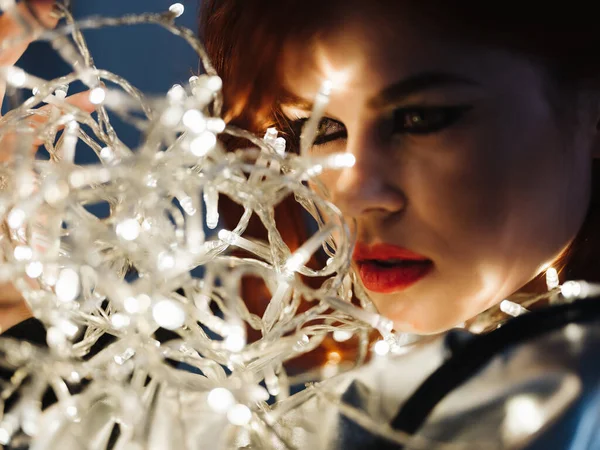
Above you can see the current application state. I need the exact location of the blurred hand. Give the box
[0,0,94,332]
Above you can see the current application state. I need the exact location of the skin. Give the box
[280,7,600,333]
[0,0,94,333]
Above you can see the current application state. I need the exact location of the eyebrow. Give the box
[369,72,480,110]
[281,72,479,114]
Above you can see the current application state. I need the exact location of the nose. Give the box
[331,140,406,219]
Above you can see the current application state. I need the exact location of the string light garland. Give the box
[0,2,597,449]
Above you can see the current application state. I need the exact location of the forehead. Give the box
[279,7,510,104]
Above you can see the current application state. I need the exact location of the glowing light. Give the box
[157,252,175,271]
[13,246,33,261]
[54,84,69,100]
[89,87,106,105]
[46,327,67,348]
[167,84,186,102]
[333,330,353,342]
[206,76,222,92]
[207,388,236,414]
[57,319,79,339]
[168,3,184,17]
[161,106,184,127]
[564,323,585,342]
[190,132,217,157]
[69,371,81,383]
[6,67,26,87]
[182,109,206,133]
[274,137,286,156]
[100,146,114,161]
[25,261,43,278]
[264,128,278,143]
[111,313,131,329]
[327,351,341,364]
[500,300,529,318]
[373,340,390,356]
[207,118,225,133]
[284,252,307,273]
[224,326,246,352]
[322,361,339,378]
[561,281,582,299]
[0,426,10,445]
[7,209,26,229]
[545,267,559,290]
[204,188,219,229]
[55,268,80,303]
[116,219,141,241]
[503,395,544,440]
[152,299,186,330]
[320,79,333,96]
[327,153,355,169]
[124,294,151,314]
[64,405,79,419]
[44,180,70,204]
[227,404,252,426]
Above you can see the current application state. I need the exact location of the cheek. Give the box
[405,101,588,270]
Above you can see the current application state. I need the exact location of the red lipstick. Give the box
[353,242,433,293]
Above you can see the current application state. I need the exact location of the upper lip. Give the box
[352,242,430,262]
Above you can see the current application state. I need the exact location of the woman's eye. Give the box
[290,117,347,147]
[393,105,472,135]
[314,117,347,145]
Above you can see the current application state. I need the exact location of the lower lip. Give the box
[356,261,433,293]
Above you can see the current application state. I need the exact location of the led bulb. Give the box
[227,404,252,426]
[161,106,184,127]
[274,137,286,156]
[116,218,141,241]
[152,299,186,330]
[263,128,278,142]
[54,84,69,99]
[7,209,26,229]
[561,280,582,299]
[182,109,206,133]
[25,261,43,278]
[169,3,184,17]
[206,76,223,92]
[190,132,217,157]
[14,246,33,261]
[89,87,106,105]
[500,300,529,318]
[6,67,26,87]
[157,252,175,271]
[55,268,80,303]
[373,340,390,356]
[167,84,186,102]
[100,146,114,161]
[207,388,236,414]
[328,153,356,169]
[207,118,225,133]
[545,267,559,290]
[333,330,353,342]
[111,313,131,329]
[503,395,544,440]
[224,326,246,352]
[64,404,79,419]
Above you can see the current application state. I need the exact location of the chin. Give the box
[372,292,470,336]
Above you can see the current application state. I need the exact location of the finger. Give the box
[0,90,96,161]
[0,0,58,66]
[0,0,58,107]
[30,90,97,125]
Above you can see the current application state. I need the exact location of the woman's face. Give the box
[280,7,598,333]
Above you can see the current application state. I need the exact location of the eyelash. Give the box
[290,105,473,147]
